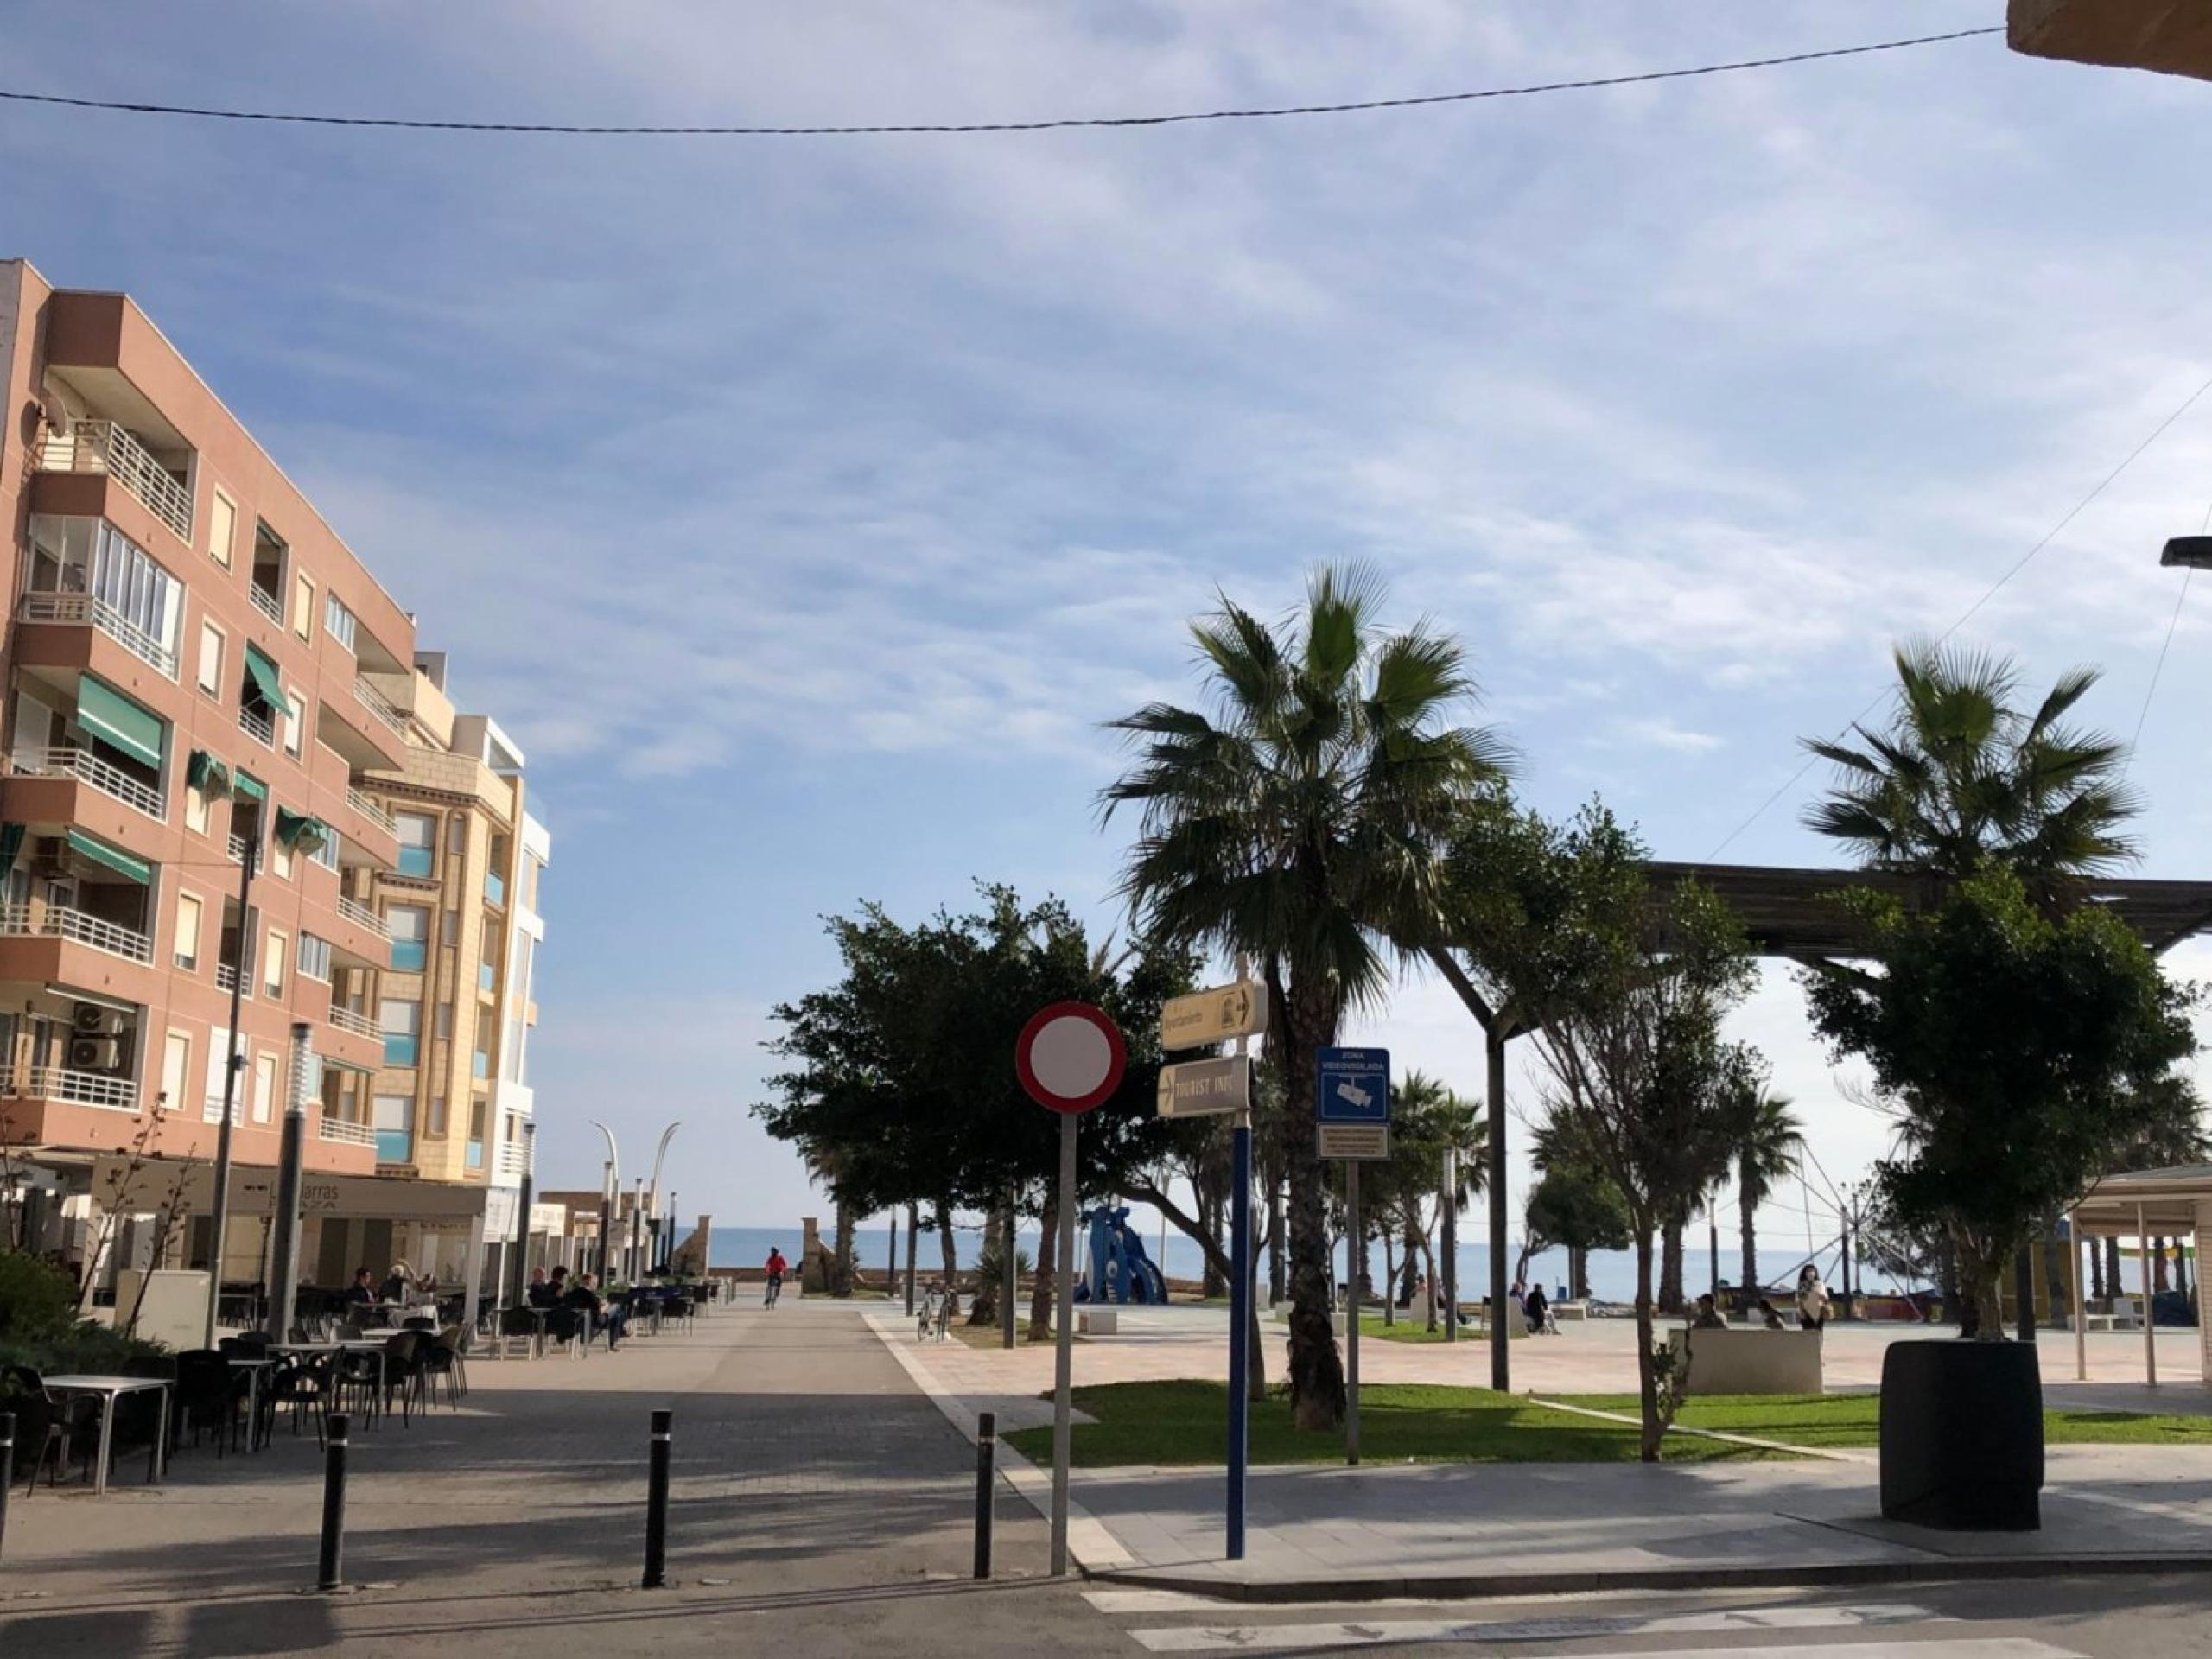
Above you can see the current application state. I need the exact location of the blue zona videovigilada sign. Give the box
[1315,1047,1390,1124]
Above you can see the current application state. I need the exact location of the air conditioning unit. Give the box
[69,1037,123,1071]
[73,1003,125,1036]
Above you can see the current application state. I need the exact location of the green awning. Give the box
[76,674,165,770]
[232,770,267,804]
[187,750,234,799]
[275,808,330,855]
[67,828,150,886]
[242,643,285,711]
[0,823,24,884]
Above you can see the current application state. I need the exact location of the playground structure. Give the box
[1076,1205,1168,1305]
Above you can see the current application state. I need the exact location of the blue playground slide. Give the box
[1076,1205,1167,1304]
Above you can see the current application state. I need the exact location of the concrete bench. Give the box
[2076,1312,2142,1332]
[1076,1308,1119,1335]
[1668,1325,1823,1395]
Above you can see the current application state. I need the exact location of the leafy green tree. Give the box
[1804,868,2199,1339]
[1523,1145,1632,1301]
[1363,1070,1483,1330]
[756,886,1192,1336]
[1802,640,2138,896]
[1105,565,1508,1430]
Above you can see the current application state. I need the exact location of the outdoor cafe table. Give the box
[41,1374,169,1495]
[231,1356,276,1451]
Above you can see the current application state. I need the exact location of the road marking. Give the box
[1128,1606,2031,1655]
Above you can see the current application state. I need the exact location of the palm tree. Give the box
[1732,1086,1802,1298]
[1386,1070,1485,1330]
[1105,565,1509,1428]
[1802,639,2138,894]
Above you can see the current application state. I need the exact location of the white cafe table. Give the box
[41,1374,169,1495]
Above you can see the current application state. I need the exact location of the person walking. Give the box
[764,1246,788,1306]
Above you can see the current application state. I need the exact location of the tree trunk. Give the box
[1200,1187,1227,1300]
[934,1199,959,1287]
[1382,1233,1395,1327]
[2089,1230,2106,1301]
[1738,1154,1760,1299]
[1267,1179,1286,1306]
[1634,1230,1662,1462]
[2106,1237,2123,1312]
[2155,1237,2171,1294]
[830,1198,857,1296]
[1276,966,1347,1432]
[1953,1227,2007,1341]
[1658,1213,1685,1315]
[1028,1195,1057,1339]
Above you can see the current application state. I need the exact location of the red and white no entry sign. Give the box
[1015,1001,1126,1115]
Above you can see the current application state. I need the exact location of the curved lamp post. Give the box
[648,1122,682,1276]
[589,1120,619,1276]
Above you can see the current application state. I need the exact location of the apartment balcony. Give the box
[238,702,275,748]
[2011,0,2212,80]
[18,593,178,678]
[318,1115,378,1149]
[215,962,244,995]
[353,676,407,739]
[327,1002,381,1041]
[38,420,193,543]
[9,746,165,822]
[0,902,153,965]
[10,1065,139,1112]
[334,894,390,942]
[346,786,396,835]
[249,582,284,627]
[316,686,409,772]
[497,1141,530,1180]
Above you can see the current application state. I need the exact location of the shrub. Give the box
[0,1249,79,1343]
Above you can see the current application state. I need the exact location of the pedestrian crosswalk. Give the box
[1079,1592,2093,1657]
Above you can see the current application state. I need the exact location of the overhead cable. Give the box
[0,28,2003,139]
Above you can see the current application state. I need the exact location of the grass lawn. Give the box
[1003,1379,1790,1468]
[1556,1393,2212,1449]
[1357,1313,1526,1344]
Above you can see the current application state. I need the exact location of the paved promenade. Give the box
[0,1300,1052,1654]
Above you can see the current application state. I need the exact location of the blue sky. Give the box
[8,4,2212,1250]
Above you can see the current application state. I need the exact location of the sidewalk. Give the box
[856,1304,2212,1601]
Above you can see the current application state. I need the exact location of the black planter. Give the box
[1879,1338,2044,1530]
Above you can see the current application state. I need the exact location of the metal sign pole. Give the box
[1227,1109,1250,1560]
[1049,1109,1079,1575]
[1345,1159,1361,1465]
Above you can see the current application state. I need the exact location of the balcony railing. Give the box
[203,1095,242,1127]
[497,1141,530,1179]
[215,962,245,994]
[9,746,166,820]
[238,703,274,747]
[249,582,284,626]
[318,1116,378,1147]
[0,903,154,964]
[346,785,396,834]
[39,420,194,543]
[19,592,179,677]
[352,676,407,738]
[336,894,390,939]
[14,1065,139,1111]
[327,1004,380,1040]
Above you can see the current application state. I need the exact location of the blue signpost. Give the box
[1316,1048,1389,1463]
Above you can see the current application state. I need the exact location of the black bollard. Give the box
[0,1411,14,1563]
[643,1408,672,1588]
[317,1414,350,1592]
[973,1411,995,1580]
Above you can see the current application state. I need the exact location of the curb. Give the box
[1088,1550,2212,1605]
[860,1309,1134,1570]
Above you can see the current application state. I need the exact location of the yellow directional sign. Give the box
[1160,981,1267,1051]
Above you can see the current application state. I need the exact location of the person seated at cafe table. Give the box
[564,1271,629,1351]
[525,1267,556,1309]
[345,1267,377,1308]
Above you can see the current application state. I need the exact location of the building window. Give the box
[442,908,459,947]
[434,1001,453,1041]
[448,815,467,854]
[252,1050,278,1123]
[264,929,287,997]
[428,1094,448,1135]
[309,827,340,872]
[395,812,435,878]
[270,830,295,882]
[380,1000,420,1065]
[373,1092,411,1163]
[198,620,224,696]
[293,572,315,641]
[298,933,331,982]
[324,594,357,652]
[161,1030,191,1113]
[209,488,237,569]
[186,783,209,835]
[283,690,305,758]
[174,890,203,971]
[387,904,429,972]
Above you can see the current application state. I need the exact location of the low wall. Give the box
[1667,1325,1823,1395]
